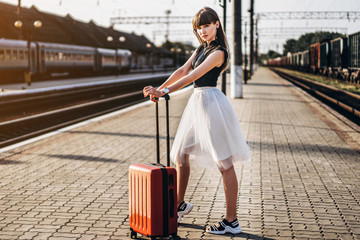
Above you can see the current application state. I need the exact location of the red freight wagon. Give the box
[310,42,320,73]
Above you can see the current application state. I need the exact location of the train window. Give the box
[24,50,28,60]
[0,49,4,61]
[19,50,24,60]
[6,49,11,61]
[12,50,18,61]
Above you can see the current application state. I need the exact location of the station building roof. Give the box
[0,2,171,55]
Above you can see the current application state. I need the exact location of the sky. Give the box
[1,0,360,54]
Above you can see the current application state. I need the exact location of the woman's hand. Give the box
[143,85,165,102]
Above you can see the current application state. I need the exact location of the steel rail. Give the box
[0,90,144,148]
[270,68,360,125]
[0,74,170,148]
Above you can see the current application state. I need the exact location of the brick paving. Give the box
[0,67,359,239]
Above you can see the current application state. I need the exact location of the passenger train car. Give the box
[266,30,360,83]
[0,38,132,83]
[0,39,36,81]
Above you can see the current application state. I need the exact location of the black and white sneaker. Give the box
[177,201,194,222]
[206,218,242,235]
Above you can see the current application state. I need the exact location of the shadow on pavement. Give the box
[43,154,121,163]
[179,222,205,230]
[68,130,175,140]
[0,159,24,165]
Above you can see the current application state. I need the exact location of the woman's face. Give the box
[197,21,219,43]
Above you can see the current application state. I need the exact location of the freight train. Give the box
[266,31,360,83]
[0,38,168,84]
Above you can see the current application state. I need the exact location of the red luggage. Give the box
[129,95,178,239]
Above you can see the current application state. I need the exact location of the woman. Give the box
[143,7,251,235]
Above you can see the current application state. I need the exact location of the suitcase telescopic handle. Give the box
[155,94,170,167]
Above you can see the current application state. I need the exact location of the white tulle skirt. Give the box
[170,87,251,171]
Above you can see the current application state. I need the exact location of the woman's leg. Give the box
[206,165,241,234]
[220,165,238,222]
[177,153,190,207]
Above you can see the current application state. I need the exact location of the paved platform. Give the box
[0,67,359,240]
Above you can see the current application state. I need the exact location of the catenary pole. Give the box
[249,0,254,75]
[231,0,243,98]
[255,16,259,70]
[17,0,21,15]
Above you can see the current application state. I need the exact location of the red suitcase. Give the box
[129,95,178,239]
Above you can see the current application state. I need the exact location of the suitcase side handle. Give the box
[155,94,170,167]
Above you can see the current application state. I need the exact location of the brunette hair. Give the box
[192,7,229,70]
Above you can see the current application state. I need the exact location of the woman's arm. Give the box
[144,50,224,98]
[157,50,197,90]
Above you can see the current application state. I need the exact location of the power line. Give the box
[258,27,348,34]
[153,27,348,37]
[110,11,360,25]
[110,15,247,25]
[257,11,360,20]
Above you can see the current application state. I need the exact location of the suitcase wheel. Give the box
[130,230,137,239]
[169,234,179,240]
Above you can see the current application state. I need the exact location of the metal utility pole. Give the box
[165,10,171,42]
[244,22,247,84]
[17,0,21,15]
[230,0,243,98]
[255,15,259,70]
[249,0,254,75]
[219,0,228,95]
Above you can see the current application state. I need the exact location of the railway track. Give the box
[0,74,169,148]
[270,67,360,125]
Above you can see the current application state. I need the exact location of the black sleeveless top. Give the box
[191,40,228,88]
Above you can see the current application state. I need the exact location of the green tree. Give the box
[283,39,296,56]
[282,31,344,55]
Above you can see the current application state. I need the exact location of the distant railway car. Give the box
[288,52,294,66]
[266,29,360,83]
[95,48,117,73]
[301,50,310,72]
[270,57,281,66]
[0,39,37,82]
[286,54,291,66]
[280,56,288,66]
[116,49,132,72]
[0,39,137,83]
[290,53,295,68]
[348,31,360,82]
[310,42,320,73]
[330,37,348,69]
[291,53,299,69]
[330,37,348,79]
[320,41,331,75]
[37,42,96,77]
[292,52,301,69]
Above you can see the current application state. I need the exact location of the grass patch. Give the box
[274,68,360,95]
